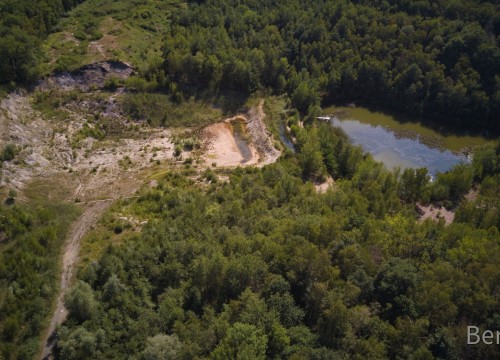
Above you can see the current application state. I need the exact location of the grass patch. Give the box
[77,200,144,267]
[122,93,223,128]
[32,89,82,121]
[44,0,180,73]
[71,122,105,148]
[23,175,77,204]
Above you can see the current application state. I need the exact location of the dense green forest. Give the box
[0,0,84,84]
[1,1,499,359]
[0,202,78,359]
[162,0,500,132]
[2,0,499,132]
[50,125,500,360]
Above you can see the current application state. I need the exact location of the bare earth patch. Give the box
[416,203,455,226]
[315,176,335,194]
[203,122,259,167]
[202,100,280,167]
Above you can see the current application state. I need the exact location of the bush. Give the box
[1,144,18,162]
[64,281,98,323]
[104,76,120,91]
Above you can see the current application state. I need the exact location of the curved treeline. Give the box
[54,134,500,359]
[162,0,500,132]
[0,0,85,84]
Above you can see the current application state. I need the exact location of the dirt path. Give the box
[40,200,112,360]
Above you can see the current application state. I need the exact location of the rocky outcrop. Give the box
[37,61,134,91]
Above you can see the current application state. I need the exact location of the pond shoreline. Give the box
[322,106,488,154]
[321,101,497,140]
[322,106,485,176]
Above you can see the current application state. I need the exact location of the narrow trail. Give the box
[40,200,113,360]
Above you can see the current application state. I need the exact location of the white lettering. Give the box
[483,330,493,345]
[468,326,481,345]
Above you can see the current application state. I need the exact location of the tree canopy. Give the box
[162,0,500,133]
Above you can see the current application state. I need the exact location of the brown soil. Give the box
[203,122,260,167]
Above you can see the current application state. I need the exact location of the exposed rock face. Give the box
[37,61,134,91]
[245,101,281,165]
[0,61,175,201]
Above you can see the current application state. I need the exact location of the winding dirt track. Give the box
[40,200,112,360]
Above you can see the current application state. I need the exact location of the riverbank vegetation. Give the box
[53,126,500,359]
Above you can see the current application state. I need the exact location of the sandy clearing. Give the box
[202,122,259,167]
[416,203,455,226]
[315,176,335,193]
[202,100,280,168]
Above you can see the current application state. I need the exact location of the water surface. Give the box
[279,123,296,152]
[322,106,488,176]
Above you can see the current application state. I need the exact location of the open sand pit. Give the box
[203,122,259,167]
[202,100,280,167]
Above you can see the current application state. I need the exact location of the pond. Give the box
[321,106,489,177]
